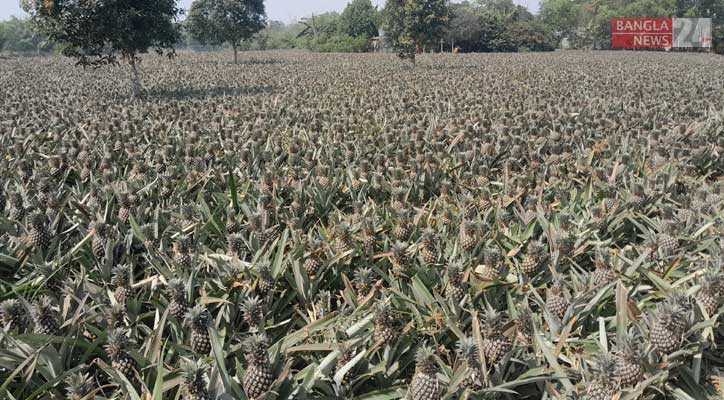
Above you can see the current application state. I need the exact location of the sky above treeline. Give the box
[1,0,540,23]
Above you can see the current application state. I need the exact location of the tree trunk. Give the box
[233,44,238,64]
[128,55,142,99]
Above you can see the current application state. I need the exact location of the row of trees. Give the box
[539,0,724,52]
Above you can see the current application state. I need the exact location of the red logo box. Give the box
[612,18,673,48]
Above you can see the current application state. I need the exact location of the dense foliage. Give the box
[383,0,449,61]
[1,50,724,399]
[186,0,266,63]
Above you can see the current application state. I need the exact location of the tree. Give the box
[340,0,379,39]
[383,0,448,63]
[186,0,266,64]
[22,0,181,98]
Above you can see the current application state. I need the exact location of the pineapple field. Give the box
[1,50,724,400]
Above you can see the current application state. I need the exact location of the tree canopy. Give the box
[383,0,449,63]
[22,0,181,97]
[340,0,380,39]
[186,0,266,64]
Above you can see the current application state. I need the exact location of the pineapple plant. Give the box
[105,328,137,378]
[445,262,467,304]
[374,302,397,344]
[393,209,412,241]
[333,222,353,254]
[479,247,504,281]
[389,241,411,272]
[27,212,50,249]
[648,297,688,354]
[590,248,616,288]
[111,264,133,307]
[0,299,27,332]
[457,337,482,390]
[459,220,478,252]
[418,228,439,264]
[584,353,618,400]
[481,309,511,365]
[613,336,644,388]
[545,281,569,321]
[240,295,265,330]
[173,237,193,270]
[182,359,210,400]
[90,221,109,259]
[8,192,25,221]
[65,373,93,400]
[242,334,273,400]
[409,346,441,400]
[256,262,275,295]
[185,305,212,354]
[696,268,723,316]
[353,266,376,298]
[167,278,189,321]
[303,239,325,276]
[31,296,59,335]
[521,240,546,277]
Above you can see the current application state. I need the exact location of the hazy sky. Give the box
[0,0,540,23]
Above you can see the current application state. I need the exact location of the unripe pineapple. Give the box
[31,296,59,335]
[28,212,50,249]
[242,334,273,400]
[335,344,355,381]
[410,346,441,400]
[8,192,25,221]
[389,241,410,272]
[65,372,93,400]
[182,359,210,400]
[117,193,132,224]
[90,221,109,259]
[481,309,511,365]
[167,278,189,321]
[459,220,478,252]
[445,262,466,304]
[614,337,644,388]
[584,354,617,400]
[227,233,244,256]
[374,302,397,344]
[303,239,325,276]
[393,209,412,241]
[457,337,482,390]
[353,267,376,298]
[105,328,137,378]
[106,303,127,329]
[697,269,723,316]
[657,222,678,258]
[255,263,275,295]
[591,248,616,288]
[648,299,687,354]
[0,299,27,332]
[225,213,241,234]
[333,222,353,254]
[521,240,546,277]
[359,220,377,250]
[418,228,439,264]
[545,282,569,321]
[479,247,504,281]
[240,296,265,330]
[185,305,212,355]
[141,223,159,251]
[173,237,193,270]
[111,264,133,307]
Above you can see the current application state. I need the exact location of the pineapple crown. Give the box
[240,295,264,315]
[111,264,131,286]
[483,246,502,265]
[374,301,394,324]
[256,262,272,279]
[527,240,545,256]
[390,241,409,256]
[243,333,270,364]
[31,296,55,320]
[167,278,186,298]
[415,345,438,375]
[593,247,610,268]
[420,228,437,244]
[90,221,108,237]
[590,352,617,382]
[0,299,24,319]
[185,305,210,329]
[29,212,46,228]
[447,261,464,279]
[613,332,642,362]
[456,337,479,362]
[353,267,374,283]
[700,267,724,293]
[481,307,507,335]
[65,372,93,400]
[181,358,208,389]
[653,296,688,329]
[334,222,351,238]
[105,328,130,355]
[460,219,478,234]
